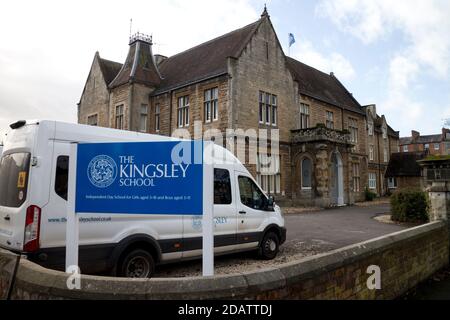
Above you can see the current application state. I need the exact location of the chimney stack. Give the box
[411,130,420,141]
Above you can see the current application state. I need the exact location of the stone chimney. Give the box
[109,32,161,89]
[442,128,450,141]
[412,130,420,142]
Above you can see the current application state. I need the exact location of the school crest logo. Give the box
[87,155,117,188]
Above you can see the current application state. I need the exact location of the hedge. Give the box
[390,189,429,223]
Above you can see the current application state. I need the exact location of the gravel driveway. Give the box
[154,203,407,277]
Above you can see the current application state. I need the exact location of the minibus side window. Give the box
[55,156,69,201]
[238,176,266,210]
[214,169,232,205]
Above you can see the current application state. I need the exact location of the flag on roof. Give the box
[289,33,296,47]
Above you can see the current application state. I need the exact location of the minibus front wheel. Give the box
[258,231,280,260]
[118,249,155,278]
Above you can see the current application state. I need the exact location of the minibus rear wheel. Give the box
[258,231,280,260]
[119,249,155,278]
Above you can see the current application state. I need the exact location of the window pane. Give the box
[238,176,265,210]
[213,100,218,120]
[185,106,189,125]
[55,156,69,201]
[272,106,277,125]
[302,158,312,188]
[214,169,232,205]
[259,103,264,123]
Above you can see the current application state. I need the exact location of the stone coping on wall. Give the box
[0,220,447,300]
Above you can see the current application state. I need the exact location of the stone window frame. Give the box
[368,172,377,190]
[384,146,389,163]
[403,145,408,152]
[352,162,361,192]
[300,103,310,129]
[368,121,374,136]
[177,95,190,128]
[388,177,397,189]
[115,105,124,130]
[139,104,148,133]
[204,87,219,123]
[326,111,334,129]
[87,113,98,126]
[434,143,440,151]
[154,103,160,132]
[369,145,374,161]
[300,156,313,190]
[258,91,278,127]
[256,153,281,195]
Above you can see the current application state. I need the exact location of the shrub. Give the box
[390,189,429,223]
[364,187,377,202]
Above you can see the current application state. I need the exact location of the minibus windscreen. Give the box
[0,152,31,207]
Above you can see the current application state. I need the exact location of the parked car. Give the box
[0,120,286,278]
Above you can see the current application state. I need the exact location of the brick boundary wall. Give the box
[0,221,448,300]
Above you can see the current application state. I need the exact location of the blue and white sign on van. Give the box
[75,141,203,215]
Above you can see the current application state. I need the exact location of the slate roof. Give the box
[285,57,364,115]
[109,39,161,89]
[400,134,442,145]
[98,57,122,85]
[385,152,425,178]
[153,19,262,94]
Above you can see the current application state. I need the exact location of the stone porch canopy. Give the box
[291,125,354,147]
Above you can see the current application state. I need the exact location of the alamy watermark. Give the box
[66,265,81,290]
[366,265,381,290]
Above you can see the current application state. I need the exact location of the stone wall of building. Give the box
[78,54,110,127]
[228,17,298,198]
[109,84,131,130]
[229,18,298,144]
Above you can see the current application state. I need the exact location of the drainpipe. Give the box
[128,84,134,131]
[377,132,381,196]
[169,90,173,135]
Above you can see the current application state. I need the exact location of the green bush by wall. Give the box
[391,189,429,223]
[365,187,377,202]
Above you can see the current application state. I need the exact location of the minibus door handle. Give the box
[239,211,247,215]
[4,215,10,221]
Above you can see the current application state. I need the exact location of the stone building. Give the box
[400,129,450,156]
[77,8,399,207]
[385,152,425,192]
[364,105,400,195]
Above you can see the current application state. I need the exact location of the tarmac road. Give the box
[284,203,407,250]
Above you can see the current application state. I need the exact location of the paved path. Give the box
[284,204,407,250]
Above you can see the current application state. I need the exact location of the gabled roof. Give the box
[152,19,262,94]
[98,57,122,85]
[387,125,399,138]
[385,152,425,178]
[286,57,364,115]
